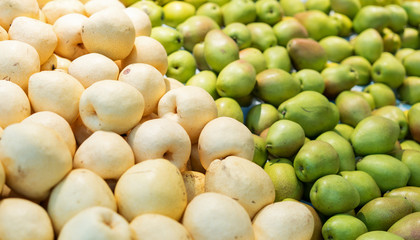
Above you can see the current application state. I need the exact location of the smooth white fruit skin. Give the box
[84,0,125,16]
[182,192,255,240]
[41,0,85,24]
[0,80,31,129]
[0,0,39,31]
[127,118,191,172]
[0,198,54,240]
[58,206,131,240]
[252,201,315,240]
[124,7,152,37]
[79,80,145,135]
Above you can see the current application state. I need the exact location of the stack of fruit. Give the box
[0,0,419,239]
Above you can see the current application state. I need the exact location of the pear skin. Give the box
[334,124,354,141]
[408,103,420,143]
[353,28,384,64]
[339,170,381,207]
[372,106,408,140]
[399,150,420,187]
[221,0,256,25]
[215,59,255,98]
[272,17,308,47]
[341,56,372,86]
[316,131,356,171]
[319,36,354,63]
[203,29,239,73]
[321,65,358,99]
[385,186,420,212]
[263,46,292,72]
[397,76,420,105]
[363,83,396,108]
[287,38,327,72]
[330,0,361,19]
[294,10,339,41]
[403,51,420,77]
[192,42,211,71]
[280,0,305,16]
[352,5,391,33]
[356,231,405,240]
[388,212,420,240]
[371,52,405,89]
[246,22,278,52]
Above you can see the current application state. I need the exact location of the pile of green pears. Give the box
[127,0,420,239]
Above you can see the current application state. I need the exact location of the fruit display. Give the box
[0,0,420,239]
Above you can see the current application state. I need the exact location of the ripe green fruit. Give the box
[339,171,381,207]
[265,119,305,158]
[214,97,244,123]
[322,214,368,240]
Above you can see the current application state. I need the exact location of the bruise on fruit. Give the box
[123,68,130,75]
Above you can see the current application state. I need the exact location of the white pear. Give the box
[121,36,168,75]
[53,13,89,60]
[0,40,40,92]
[119,63,166,116]
[182,170,205,203]
[189,143,206,173]
[0,122,72,201]
[81,8,135,61]
[0,80,31,128]
[41,54,72,72]
[0,158,4,193]
[206,156,275,218]
[48,168,117,233]
[22,111,76,156]
[0,198,54,240]
[84,0,125,16]
[58,206,132,240]
[130,213,192,240]
[37,0,53,8]
[0,0,39,31]
[165,77,185,92]
[41,0,85,24]
[0,26,8,40]
[28,70,85,124]
[70,116,93,146]
[73,131,135,180]
[68,53,120,88]
[79,80,144,134]
[114,159,187,222]
[158,86,218,144]
[127,118,191,171]
[182,192,255,240]
[252,201,314,240]
[124,7,152,37]
[198,117,255,169]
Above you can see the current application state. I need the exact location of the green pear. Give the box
[322,214,368,240]
[246,22,277,52]
[265,119,305,158]
[293,69,325,93]
[255,0,283,26]
[330,0,361,19]
[400,28,419,49]
[287,38,328,72]
[176,15,220,52]
[252,134,268,167]
[319,36,354,63]
[321,64,358,99]
[305,0,331,13]
[186,70,219,99]
[385,4,408,33]
[166,50,197,83]
[279,0,305,16]
[216,59,256,98]
[351,116,400,156]
[184,0,206,9]
[316,131,356,171]
[246,103,280,135]
[196,2,223,26]
[352,5,391,33]
[397,76,420,105]
[341,56,372,86]
[363,83,396,108]
[372,106,408,140]
[192,42,211,71]
[214,97,243,123]
[293,140,340,183]
[207,0,229,6]
[239,47,267,74]
[402,1,420,27]
[354,92,376,111]
[385,186,420,212]
[353,28,384,64]
[222,22,252,50]
[382,28,402,54]
[356,154,411,192]
[162,1,195,28]
[272,17,308,47]
[400,140,420,152]
[310,175,360,216]
[408,103,420,143]
[150,26,183,55]
[294,10,339,41]
[334,124,354,141]
[203,29,239,73]
[263,46,292,72]
[339,171,381,207]
[131,1,164,27]
[399,150,420,187]
[403,51,420,77]
[221,0,256,26]
[330,13,353,38]
[356,197,413,231]
[371,52,405,89]
[388,212,420,240]
[253,68,300,107]
[278,91,339,138]
[264,158,304,201]
[356,231,404,240]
